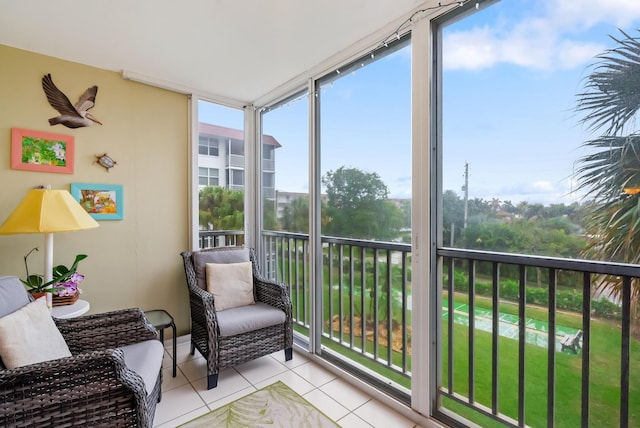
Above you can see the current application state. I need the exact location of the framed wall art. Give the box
[70,182,124,220]
[11,128,74,174]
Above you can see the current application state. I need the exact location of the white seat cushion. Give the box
[216,302,285,337]
[120,339,164,395]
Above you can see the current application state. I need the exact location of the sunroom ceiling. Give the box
[0,0,428,105]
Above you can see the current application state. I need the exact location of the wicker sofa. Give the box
[181,246,293,389]
[0,276,163,427]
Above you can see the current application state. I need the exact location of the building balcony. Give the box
[196,230,640,427]
[227,154,244,168]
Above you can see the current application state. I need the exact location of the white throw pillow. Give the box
[206,261,256,311]
[0,297,71,369]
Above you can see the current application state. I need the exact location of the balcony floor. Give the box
[154,336,423,427]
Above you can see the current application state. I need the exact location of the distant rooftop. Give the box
[199,122,281,147]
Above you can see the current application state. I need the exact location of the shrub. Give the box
[449,268,621,319]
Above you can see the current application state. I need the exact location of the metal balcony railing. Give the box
[198,230,244,249]
[436,248,640,428]
[199,231,638,427]
[226,154,244,168]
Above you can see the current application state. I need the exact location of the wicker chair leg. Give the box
[190,343,196,355]
[285,347,293,361]
[208,373,219,389]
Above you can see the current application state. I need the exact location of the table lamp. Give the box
[0,185,99,307]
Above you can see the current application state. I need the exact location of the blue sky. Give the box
[443,0,640,205]
[200,0,640,205]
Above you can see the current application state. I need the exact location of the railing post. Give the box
[547,268,557,428]
[621,276,631,428]
[581,272,591,428]
[518,264,526,427]
[491,261,499,416]
[468,259,476,404]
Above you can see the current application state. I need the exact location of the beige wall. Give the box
[0,44,191,335]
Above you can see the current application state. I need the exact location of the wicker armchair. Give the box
[181,246,293,389]
[0,276,162,427]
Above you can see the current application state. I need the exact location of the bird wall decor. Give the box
[42,74,102,128]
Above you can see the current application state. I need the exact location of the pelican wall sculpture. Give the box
[42,74,102,128]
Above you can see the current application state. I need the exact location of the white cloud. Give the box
[443,0,639,71]
[468,177,584,205]
[530,181,555,192]
[551,0,640,30]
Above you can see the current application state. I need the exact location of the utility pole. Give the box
[462,162,469,229]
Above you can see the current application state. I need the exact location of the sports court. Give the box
[442,301,581,352]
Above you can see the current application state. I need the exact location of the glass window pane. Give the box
[316,38,412,388]
[262,91,310,235]
[197,101,244,237]
[319,40,411,242]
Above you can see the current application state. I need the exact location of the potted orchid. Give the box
[22,247,87,299]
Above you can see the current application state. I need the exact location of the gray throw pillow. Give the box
[192,247,250,289]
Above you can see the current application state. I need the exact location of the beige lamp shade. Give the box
[0,188,99,234]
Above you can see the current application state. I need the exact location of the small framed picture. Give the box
[70,183,124,220]
[11,128,74,174]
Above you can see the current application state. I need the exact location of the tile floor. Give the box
[154,337,423,427]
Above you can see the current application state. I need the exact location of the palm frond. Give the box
[576,29,640,135]
[574,134,640,200]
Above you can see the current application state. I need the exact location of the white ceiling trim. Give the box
[121,70,248,109]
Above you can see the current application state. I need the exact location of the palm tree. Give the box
[574,29,640,330]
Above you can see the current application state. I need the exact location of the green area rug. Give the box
[179,381,341,427]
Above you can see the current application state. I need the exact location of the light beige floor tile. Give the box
[161,366,190,392]
[337,413,374,428]
[292,361,337,387]
[153,383,206,426]
[153,406,209,428]
[271,348,309,368]
[161,349,174,369]
[174,341,201,365]
[254,369,315,395]
[235,354,289,384]
[353,400,417,428]
[320,378,371,411]
[178,356,208,383]
[192,368,253,405]
[159,336,421,428]
[302,388,350,422]
[206,386,256,410]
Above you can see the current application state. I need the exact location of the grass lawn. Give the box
[442,293,640,427]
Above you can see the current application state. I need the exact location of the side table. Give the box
[144,309,177,377]
[51,299,90,319]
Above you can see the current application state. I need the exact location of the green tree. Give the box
[280,196,309,233]
[263,198,277,230]
[443,190,465,245]
[574,29,640,330]
[322,166,403,240]
[199,186,244,230]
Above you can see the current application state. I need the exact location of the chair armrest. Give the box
[55,308,157,354]
[188,283,221,338]
[0,349,149,426]
[254,276,292,316]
